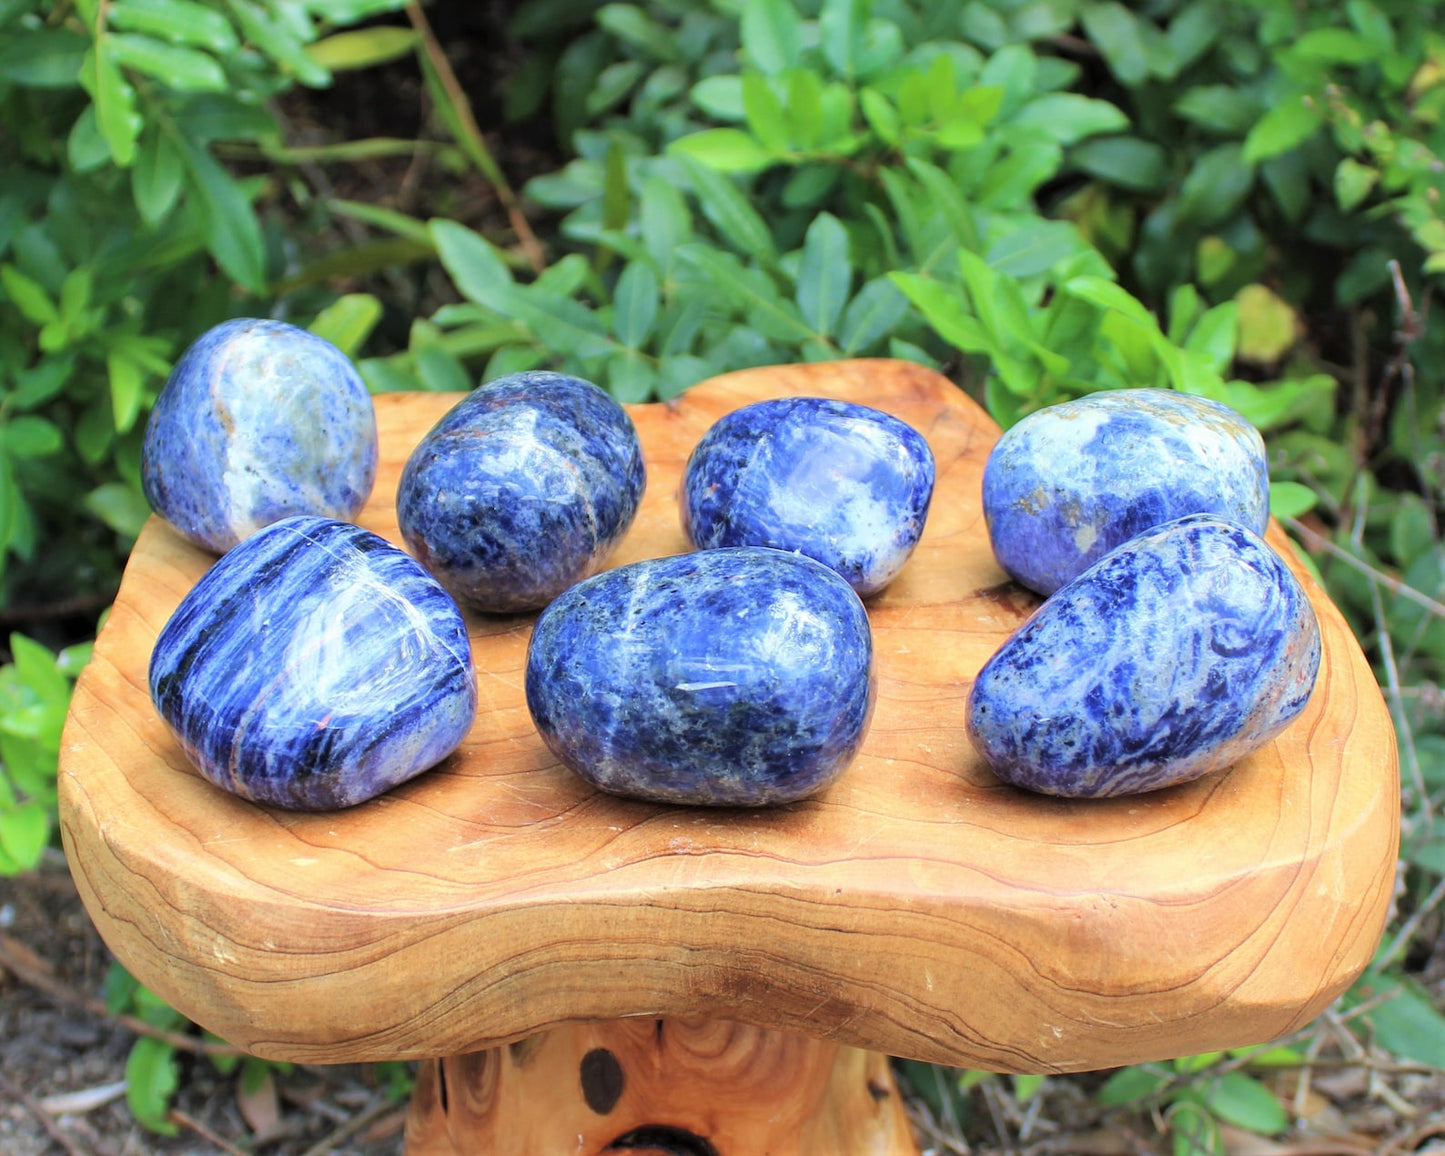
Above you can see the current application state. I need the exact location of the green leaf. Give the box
[679,244,812,343]
[108,0,239,52]
[84,482,152,537]
[1292,28,1375,64]
[0,801,49,871]
[612,261,660,347]
[1203,1073,1287,1135]
[837,276,909,355]
[795,212,850,338]
[1082,1,1150,87]
[306,27,416,71]
[1242,96,1322,164]
[0,29,88,87]
[890,273,993,355]
[1,416,62,458]
[1358,979,1445,1068]
[639,176,691,277]
[227,0,329,87]
[596,4,679,61]
[308,293,382,358]
[1183,300,1237,371]
[1096,1064,1169,1106]
[11,633,69,712]
[1173,85,1259,134]
[1234,283,1296,364]
[126,1037,180,1134]
[860,88,899,144]
[11,357,74,411]
[0,264,59,325]
[819,0,865,79]
[669,128,775,174]
[1176,143,1253,228]
[742,73,789,151]
[107,352,145,433]
[1010,93,1128,145]
[985,219,1084,279]
[690,75,745,121]
[429,219,513,309]
[1269,480,1317,520]
[586,60,646,117]
[607,351,656,403]
[176,136,267,291]
[1069,136,1168,192]
[740,0,801,75]
[106,32,228,91]
[131,130,184,225]
[68,105,111,172]
[679,157,775,261]
[1334,158,1377,212]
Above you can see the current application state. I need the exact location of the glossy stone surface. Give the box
[682,397,935,597]
[526,547,875,806]
[983,389,1268,595]
[142,319,377,554]
[149,516,477,810]
[966,514,1320,798]
[397,372,646,614]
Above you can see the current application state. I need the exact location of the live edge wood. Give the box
[59,359,1398,1074]
[403,1020,918,1155]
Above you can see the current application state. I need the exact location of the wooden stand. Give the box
[404,1020,916,1154]
[57,361,1399,1152]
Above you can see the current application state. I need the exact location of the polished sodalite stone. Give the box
[149,516,477,810]
[682,397,935,597]
[397,372,646,614]
[142,319,378,554]
[525,547,875,806]
[983,389,1269,595]
[966,514,1320,798]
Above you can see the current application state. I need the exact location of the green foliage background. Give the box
[3,0,1445,1147]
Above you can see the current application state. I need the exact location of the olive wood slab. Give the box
[58,359,1399,1072]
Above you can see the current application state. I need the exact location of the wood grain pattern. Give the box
[403,1020,917,1154]
[57,360,1399,1072]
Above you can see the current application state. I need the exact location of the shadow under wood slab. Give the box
[403,1019,916,1155]
[58,362,1397,1117]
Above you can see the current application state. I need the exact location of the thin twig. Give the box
[0,1071,87,1156]
[1369,574,1430,831]
[0,934,241,1057]
[1376,873,1445,972]
[297,1094,400,1156]
[1284,517,1445,620]
[171,1107,250,1156]
[404,0,546,274]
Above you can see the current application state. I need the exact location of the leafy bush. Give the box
[0,0,414,611]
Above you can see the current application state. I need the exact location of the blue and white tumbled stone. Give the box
[149,516,477,811]
[682,397,935,597]
[525,547,875,806]
[142,319,378,554]
[982,389,1269,595]
[397,372,646,614]
[966,514,1320,798]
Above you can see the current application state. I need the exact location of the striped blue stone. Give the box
[966,515,1320,798]
[142,319,378,554]
[983,388,1268,595]
[682,397,935,597]
[149,516,477,811]
[397,372,646,614]
[525,547,875,806]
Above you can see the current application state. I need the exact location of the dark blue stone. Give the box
[149,516,477,810]
[966,514,1320,798]
[525,547,875,806]
[397,372,646,614]
[142,319,377,554]
[682,397,935,597]
[983,389,1269,595]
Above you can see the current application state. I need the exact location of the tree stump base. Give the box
[404,1019,918,1155]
